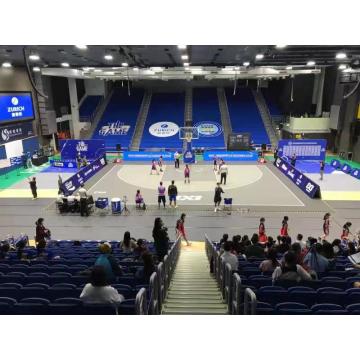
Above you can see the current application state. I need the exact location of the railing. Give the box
[148,272,159,315]
[135,287,148,315]
[231,273,242,315]
[243,288,257,315]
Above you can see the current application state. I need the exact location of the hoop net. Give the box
[179,127,199,143]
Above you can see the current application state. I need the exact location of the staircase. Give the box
[252,89,278,147]
[80,89,114,139]
[162,243,228,315]
[183,88,193,152]
[217,88,232,146]
[130,91,152,150]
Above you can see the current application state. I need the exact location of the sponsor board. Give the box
[149,122,179,137]
[278,139,327,160]
[0,122,34,145]
[59,139,106,160]
[195,121,222,137]
[123,151,174,161]
[60,154,107,196]
[0,92,35,123]
[50,160,77,168]
[203,151,258,162]
[274,157,321,198]
[98,121,130,136]
[177,195,202,201]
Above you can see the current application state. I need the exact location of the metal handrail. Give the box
[135,287,148,315]
[149,272,159,315]
[224,263,232,310]
[243,288,257,315]
[231,273,242,315]
[157,262,165,310]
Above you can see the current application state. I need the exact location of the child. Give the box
[150,159,159,175]
[184,164,190,184]
[259,217,268,244]
[280,216,289,237]
[322,213,330,240]
[158,156,164,172]
[176,213,190,246]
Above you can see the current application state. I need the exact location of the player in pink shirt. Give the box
[184,164,190,184]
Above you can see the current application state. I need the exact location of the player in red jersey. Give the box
[322,212,330,240]
[259,217,268,245]
[184,164,190,184]
[150,159,159,175]
[280,216,289,237]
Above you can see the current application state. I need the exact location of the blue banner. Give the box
[274,157,321,198]
[0,92,35,123]
[341,163,352,173]
[0,121,34,145]
[183,142,195,164]
[60,155,107,196]
[203,151,258,162]
[59,139,106,160]
[351,168,360,180]
[123,151,174,161]
[278,139,327,160]
[50,159,77,168]
[330,159,341,169]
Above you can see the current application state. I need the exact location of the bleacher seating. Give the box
[92,88,145,151]
[261,88,281,116]
[139,92,184,150]
[79,95,103,122]
[225,87,270,145]
[191,88,225,150]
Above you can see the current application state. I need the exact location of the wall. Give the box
[84,79,105,96]
[288,117,330,132]
[50,76,71,117]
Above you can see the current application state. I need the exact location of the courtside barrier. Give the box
[123,151,174,161]
[330,159,360,179]
[203,150,258,162]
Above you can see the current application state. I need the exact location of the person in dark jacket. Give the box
[35,218,50,252]
[95,243,123,282]
[245,234,265,258]
[152,217,169,261]
[135,252,156,284]
[28,177,38,199]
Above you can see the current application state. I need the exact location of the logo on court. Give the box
[195,121,222,137]
[177,195,202,201]
[149,122,179,137]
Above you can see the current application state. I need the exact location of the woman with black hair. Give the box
[341,222,352,241]
[259,217,267,245]
[259,248,279,273]
[280,216,289,237]
[153,217,169,261]
[80,266,124,304]
[322,213,330,240]
[135,252,156,284]
[120,231,137,253]
[35,218,50,254]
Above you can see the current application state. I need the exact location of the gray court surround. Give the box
[0,161,359,242]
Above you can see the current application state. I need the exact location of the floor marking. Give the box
[88,165,118,192]
[262,165,305,207]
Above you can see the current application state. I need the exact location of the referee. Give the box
[220,162,228,185]
[78,184,89,217]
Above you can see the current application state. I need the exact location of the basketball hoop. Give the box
[185,133,192,143]
[179,126,199,141]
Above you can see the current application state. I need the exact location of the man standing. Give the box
[220,162,228,185]
[290,153,297,167]
[174,151,180,169]
[320,160,325,181]
[214,182,224,212]
[168,180,178,208]
[273,147,278,164]
[28,177,37,200]
[78,184,89,217]
[76,152,82,169]
[157,181,166,209]
[58,174,63,195]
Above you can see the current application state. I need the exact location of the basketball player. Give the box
[184,164,190,184]
[259,217,267,244]
[157,182,166,209]
[213,155,218,171]
[174,151,180,169]
[319,160,325,180]
[158,156,164,172]
[280,216,289,237]
[220,161,228,185]
[176,213,190,246]
[28,177,38,200]
[168,180,178,208]
[150,159,159,175]
[322,213,330,240]
[341,222,352,241]
[214,182,224,212]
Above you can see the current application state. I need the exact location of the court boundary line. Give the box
[261,165,305,207]
[88,164,118,192]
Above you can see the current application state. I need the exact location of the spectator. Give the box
[220,241,239,271]
[245,234,265,258]
[232,235,242,254]
[295,234,306,249]
[95,243,123,283]
[16,240,28,260]
[133,239,148,259]
[135,252,156,284]
[332,239,346,256]
[80,266,124,305]
[153,217,169,261]
[120,231,137,253]
[0,243,10,260]
[176,213,190,246]
[259,248,279,273]
[220,233,229,245]
[303,243,330,273]
[168,180,178,208]
[135,190,144,209]
[272,251,312,283]
[35,218,50,246]
[321,241,335,260]
[276,236,290,254]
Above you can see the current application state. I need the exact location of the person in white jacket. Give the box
[80,266,124,304]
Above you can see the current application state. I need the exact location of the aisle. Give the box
[162,242,228,315]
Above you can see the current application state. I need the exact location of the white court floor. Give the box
[88,163,305,207]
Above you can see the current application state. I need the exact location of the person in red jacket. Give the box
[176,213,190,246]
[184,164,190,184]
[280,216,289,237]
[322,213,330,240]
[259,217,268,244]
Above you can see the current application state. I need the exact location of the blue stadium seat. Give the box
[0,297,17,305]
[247,275,272,288]
[316,290,347,306]
[112,284,134,299]
[19,297,50,305]
[311,303,345,315]
[0,282,22,289]
[118,299,136,315]
[0,287,21,299]
[25,283,50,289]
[275,302,311,315]
[0,302,15,315]
[346,303,360,314]
[288,290,317,307]
[48,288,81,301]
[257,287,288,305]
[346,293,360,305]
[54,297,82,304]
[256,302,274,315]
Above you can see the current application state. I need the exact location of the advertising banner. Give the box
[278,139,327,160]
[0,92,35,123]
[123,151,174,161]
[98,121,131,137]
[330,159,341,169]
[59,139,106,160]
[0,121,34,145]
[341,163,352,174]
[148,121,180,138]
[274,157,321,198]
[203,150,258,162]
[60,155,107,196]
[351,168,360,180]
[194,121,223,137]
[50,159,77,168]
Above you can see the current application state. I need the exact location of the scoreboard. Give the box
[228,132,251,150]
[278,139,327,160]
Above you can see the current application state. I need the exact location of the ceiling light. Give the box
[151,67,164,72]
[133,67,139,71]
[29,54,40,61]
[104,55,113,60]
[286,66,293,70]
[121,62,128,67]
[111,67,121,70]
[181,55,189,60]
[234,66,240,70]
[343,67,353,73]
[307,61,315,66]
[2,62,12,68]
[83,67,94,70]
[184,67,190,71]
[255,54,264,60]
[94,69,102,72]
[75,45,87,50]
[104,71,115,75]
[336,52,347,59]
[33,67,41,72]
[338,64,347,70]
[178,45,187,49]
[243,62,250,66]
[61,62,70,67]
[183,62,189,67]
[275,45,287,49]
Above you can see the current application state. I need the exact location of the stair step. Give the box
[170,285,219,291]
[164,298,224,305]
[163,303,228,310]
[167,293,223,300]
[162,308,228,315]
[168,290,221,297]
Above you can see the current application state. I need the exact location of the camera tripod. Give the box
[122,196,130,215]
